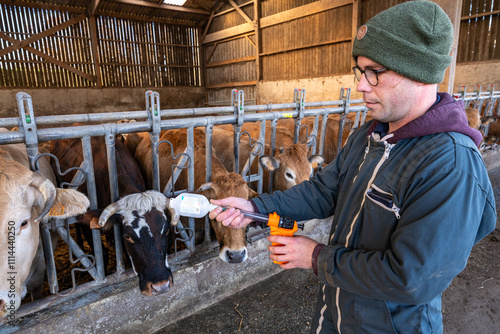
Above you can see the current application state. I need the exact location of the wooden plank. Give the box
[111,0,210,15]
[260,37,351,57]
[203,23,254,44]
[206,80,257,89]
[228,0,254,26]
[206,55,256,67]
[260,0,352,28]
[0,13,87,58]
[461,9,500,20]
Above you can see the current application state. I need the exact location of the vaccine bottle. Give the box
[168,193,219,218]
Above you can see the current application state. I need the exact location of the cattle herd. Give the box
[1,97,498,322]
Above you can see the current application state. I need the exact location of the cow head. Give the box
[98,190,179,296]
[198,172,259,264]
[259,143,324,191]
[0,159,90,320]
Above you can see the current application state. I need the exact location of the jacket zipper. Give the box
[334,140,395,334]
[366,184,401,219]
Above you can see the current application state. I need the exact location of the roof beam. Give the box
[228,0,254,26]
[90,0,101,16]
[110,0,210,15]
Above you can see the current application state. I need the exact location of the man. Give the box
[209,1,497,333]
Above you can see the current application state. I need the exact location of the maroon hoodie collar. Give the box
[367,93,483,148]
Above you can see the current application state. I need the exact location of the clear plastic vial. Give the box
[168,193,219,218]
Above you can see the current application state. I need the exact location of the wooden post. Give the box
[432,0,463,94]
[89,15,102,88]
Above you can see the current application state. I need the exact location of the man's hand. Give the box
[209,196,255,229]
[267,235,319,270]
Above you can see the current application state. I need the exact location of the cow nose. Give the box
[226,249,247,263]
[146,280,171,296]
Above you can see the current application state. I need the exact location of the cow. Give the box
[49,131,178,296]
[277,114,364,164]
[134,127,258,263]
[216,123,323,192]
[465,107,498,147]
[0,128,90,319]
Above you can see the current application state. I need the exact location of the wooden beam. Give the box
[204,0,352,44]
[351,0,359,68]
[260,0,352,28]
[253,0,261,83]
[206,55,256,68]
[202,9,216,40]
[89,15,102,88]
[0,14,87,58]
[189,0,213,12]
[214,1,253,17]
[0,31,96,82]
[203,23,254,44]
[461,9,500,21]
[206,81,257,89]
[0,0,84,13]
[89,0,101,16]
[228,0,254,26]
[260,37,351,57]
[110,0,210,15]
[95,10,197,26]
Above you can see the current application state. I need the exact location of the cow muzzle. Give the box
[221,247,248,263]
[142,277,173,297]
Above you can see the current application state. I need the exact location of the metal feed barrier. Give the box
[0,88,368,321]
[1,84,498,323]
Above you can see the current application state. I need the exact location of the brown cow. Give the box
[277,113,370,164]
[134,127,258,263]
[49,132,178,296]
[465,107,498,146]
[216,123,323,192]
[0,128,90,319]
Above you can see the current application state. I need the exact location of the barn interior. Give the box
[0,0,499,333]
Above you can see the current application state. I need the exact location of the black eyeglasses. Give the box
[352,66,388,87]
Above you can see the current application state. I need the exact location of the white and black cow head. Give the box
[98,190,179,296]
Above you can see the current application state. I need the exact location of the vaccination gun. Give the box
[242,210,304,264]
[168,193,304,264]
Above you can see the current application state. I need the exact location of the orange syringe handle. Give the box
[267,212,299,264]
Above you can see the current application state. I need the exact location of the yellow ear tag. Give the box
[49,204,65,216]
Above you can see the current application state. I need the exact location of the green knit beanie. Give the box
[352,0,453,84]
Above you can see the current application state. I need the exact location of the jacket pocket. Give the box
[359,184,401,250]
[366,184,401,219]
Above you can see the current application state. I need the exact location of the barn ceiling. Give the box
[0,0,222,26]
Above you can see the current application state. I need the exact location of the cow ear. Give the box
[197,182,217,200]
[247,188,259,199]
[308,154,324,169]
[259,156,280,171]
[48,188,90,219]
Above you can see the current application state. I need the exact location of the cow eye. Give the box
[20,220,29,229]
[286,172,294,180]
[123,234,135,244]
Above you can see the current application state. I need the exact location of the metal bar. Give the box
[103,123,125,276]
[81,136,106,282]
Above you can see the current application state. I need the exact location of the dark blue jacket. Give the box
[252,93,496,333]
